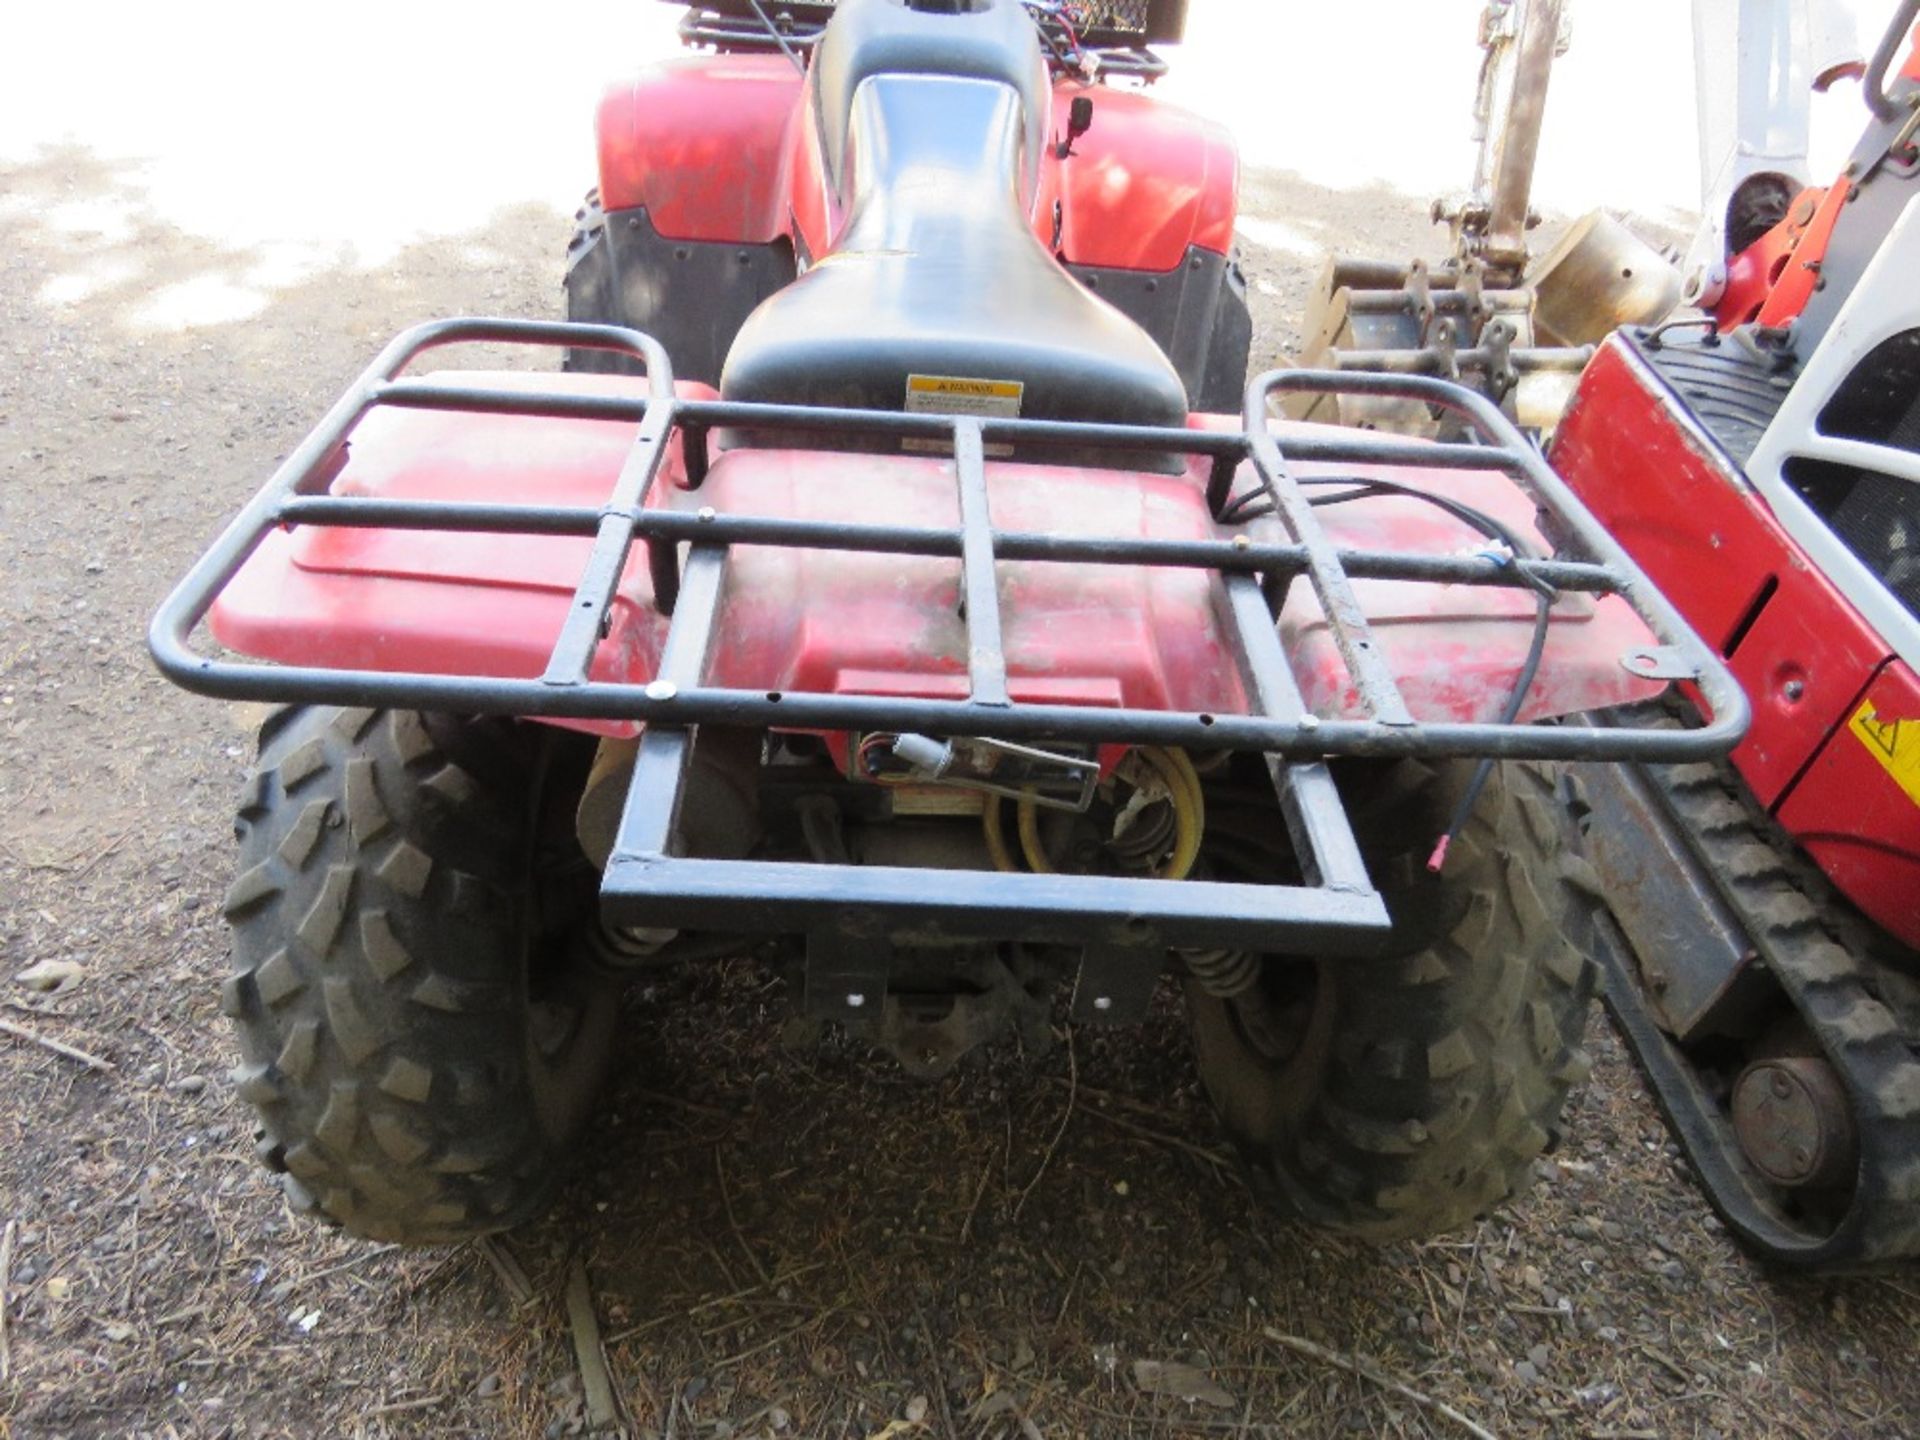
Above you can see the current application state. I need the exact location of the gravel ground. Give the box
[2,138,1919,1440]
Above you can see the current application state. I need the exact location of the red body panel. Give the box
[1278,487,1661,727]
[1045,82,1238,271]
[785,99,834,259]
[1552,337,1920,943]
[1775,661,1920,947]
[210,373,1660,755]
[595,55,803,243]
[213,374,711,739]
[595,57,1237,272]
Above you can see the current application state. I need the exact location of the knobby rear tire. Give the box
[1186,759,1599,1241]
[221,707,619,1244]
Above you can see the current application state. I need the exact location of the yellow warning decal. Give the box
[904,374,1024,420]
[1849,700,1920,808]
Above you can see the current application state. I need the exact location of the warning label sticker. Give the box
[1849,700,1920,809]
[904,374,1025,419]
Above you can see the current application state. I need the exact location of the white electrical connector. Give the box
[890,732,954,777]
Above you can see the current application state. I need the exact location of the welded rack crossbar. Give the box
[148,317,1749,954]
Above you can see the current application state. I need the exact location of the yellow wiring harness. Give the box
[982,746,1205,881]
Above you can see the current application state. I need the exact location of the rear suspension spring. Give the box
[1183,947,1261,999]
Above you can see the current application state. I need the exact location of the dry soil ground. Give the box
[2,143,1919,1440]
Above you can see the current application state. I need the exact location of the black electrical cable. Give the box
[1428,588,1553,872]
[745,0,806,74]
[1024,1,1089,70]
[1223,473,1549,583]
[1222,467,1560,868]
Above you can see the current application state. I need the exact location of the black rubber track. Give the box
[1187,759,1598,1241]
[222,707,619,1244]
[1565,711,1920,1269]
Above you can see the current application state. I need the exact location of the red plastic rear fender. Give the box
[596,55,805,243]
[1279,479,1661,726]
[1047,81,1238,271]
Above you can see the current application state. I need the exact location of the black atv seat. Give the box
[718,0,1189,433]
[810,0,1050,197]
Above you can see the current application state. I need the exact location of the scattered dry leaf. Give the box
[1132,1358,1236,1410]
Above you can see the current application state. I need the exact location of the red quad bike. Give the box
[1544,4,1920,1269]
[151,0,1746,1246]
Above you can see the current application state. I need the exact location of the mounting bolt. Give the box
[1232,534,1251,550]
[697,506,716,522]
[1299,714,1320,731]
[645,680,677,701]
[1783,679,1805,701]
[1772,1072,1794,1100]
[845,992,866,1009]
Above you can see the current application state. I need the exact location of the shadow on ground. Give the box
[1,144,1916,1440]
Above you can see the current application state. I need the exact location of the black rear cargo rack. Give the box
[676,0,1184,74]
[150,318,1747,966]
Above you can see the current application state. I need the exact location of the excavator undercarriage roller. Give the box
[1731,1056,1859,1193]
[1559,703,1920,1269]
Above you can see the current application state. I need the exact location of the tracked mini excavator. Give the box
[1305,0,1920,1269]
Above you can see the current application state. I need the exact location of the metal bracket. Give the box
[875,733,1100,813]
[1408,258,1436,347]
[1457,257,1489,345]
[1482,319,1518,407]
[804,931,892,1022]
[1071,945,1162,1024]
[1621,644,1699,682]
[1432,316,1462,384]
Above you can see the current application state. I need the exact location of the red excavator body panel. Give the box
[1552,338,1920,946]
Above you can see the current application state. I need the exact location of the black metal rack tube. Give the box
[1257,368,1751,755]
[273,495,1622,596]
[612,544,731,864]
[954,419,1011,708]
